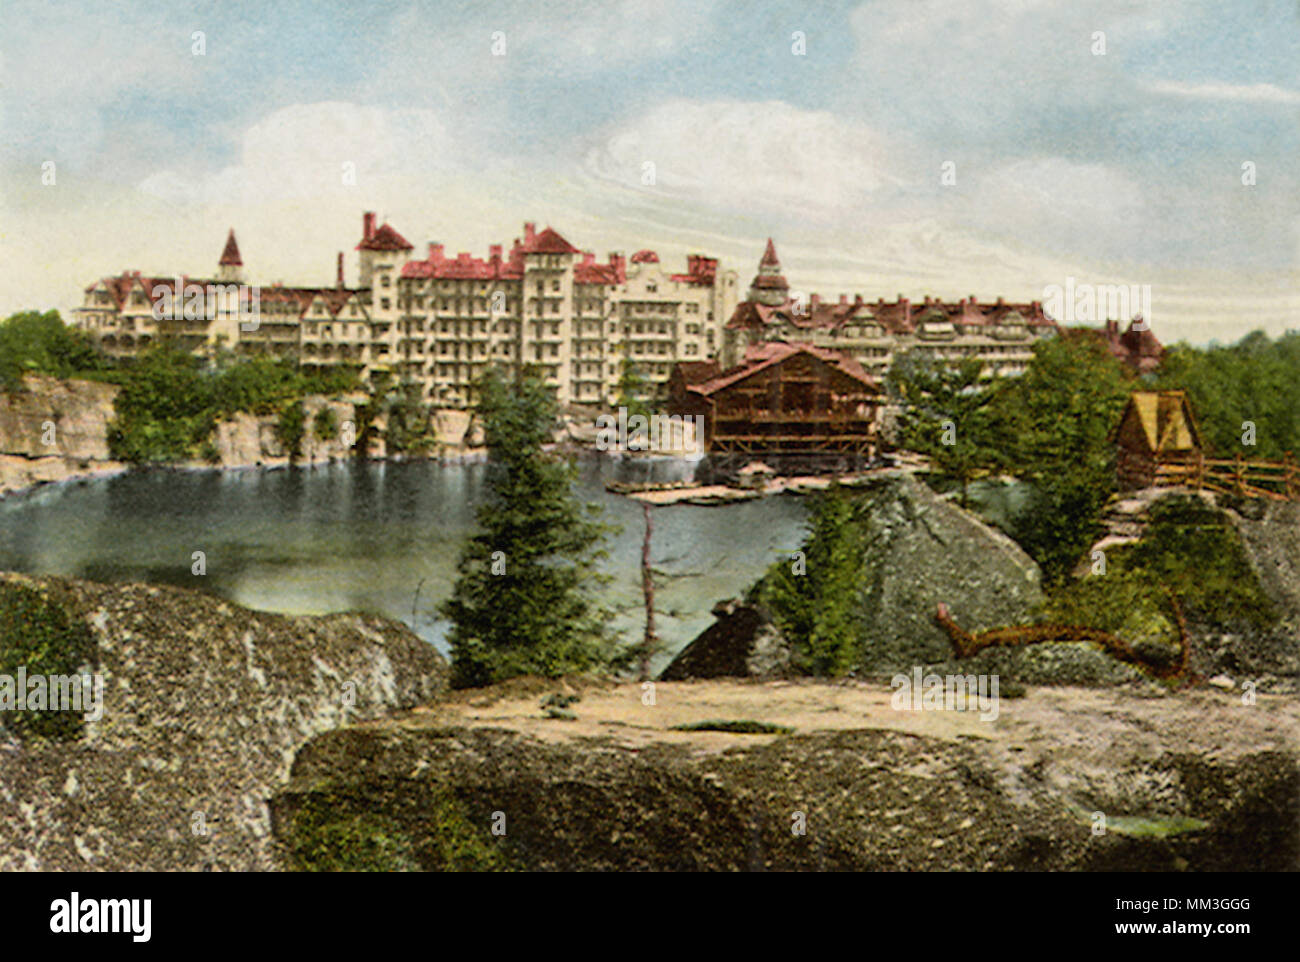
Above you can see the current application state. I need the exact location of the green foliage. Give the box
[751,487,865,677]
[107,347,216,463]
[284,787,509,872]
[313,406,339,442]
[107,346,360,464]
[285,795,421,872]
[1043,495,1276,643]
[1155,330,1300,460]
[887,352,1003,502]
[0,582,98,743]
[889,334,1134,583]
[382,379,436,456]
[670,719,794,734]
[1126,496,1275,628]
[994,334,1134,583]
[276,400,307,461]
[441,368,617,688]
[0,310,111,391]
[615,358,654,419]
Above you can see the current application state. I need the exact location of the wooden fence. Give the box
[1153,451,1299,501]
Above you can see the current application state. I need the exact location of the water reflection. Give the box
[0,458,807,669]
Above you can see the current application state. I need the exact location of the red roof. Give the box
[520,227,579,255]
[690,342,879,397]
[630,249,659,264]
[725,293,1058,335]
[219,229,242,266]
[574,262,623,285]
[357,223,414,252]
[671,254,718,286]
[759,237,781,268]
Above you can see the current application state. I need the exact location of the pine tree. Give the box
[441,368,616,688]
[753,486,866,677]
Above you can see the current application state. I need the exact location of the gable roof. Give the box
[689,342,879,397]
[1115,391,1201,453]
[357,223,414,252]
[520,227,579,254]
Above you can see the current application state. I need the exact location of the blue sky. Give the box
[2,0,1297,341]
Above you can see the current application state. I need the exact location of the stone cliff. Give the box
[271,678,1299,871]
[0,573,446,871]
[0,376,125,496]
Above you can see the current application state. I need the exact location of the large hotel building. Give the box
[73,213,740,409]
[75,213,1155,410]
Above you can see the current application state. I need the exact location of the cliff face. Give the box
[0,573,447,871]
[208,396,365,467]
[0,376,125,496]
[271,679,1299,871]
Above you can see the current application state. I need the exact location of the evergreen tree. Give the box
[752,486,865,677]
[887,350,1003,504]
[441,368,616,687]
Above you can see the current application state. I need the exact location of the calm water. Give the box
[0,458,808,671]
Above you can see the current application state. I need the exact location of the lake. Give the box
[0,457,809,672]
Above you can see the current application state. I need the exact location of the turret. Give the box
[217,229,243,283]
[746,238,788,306]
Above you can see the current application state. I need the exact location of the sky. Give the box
[1,0,1297,344]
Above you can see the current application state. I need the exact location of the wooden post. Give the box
[639,501,656,683]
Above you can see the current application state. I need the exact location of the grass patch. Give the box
[1105,814,1209,838]
[0,581,97,743]
[283,785,510,872]
[670,719,794,735]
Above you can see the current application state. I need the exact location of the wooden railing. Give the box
[1154,451,1299,501]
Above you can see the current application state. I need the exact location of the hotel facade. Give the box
[74,213,741,409]
[73,216,1142,412]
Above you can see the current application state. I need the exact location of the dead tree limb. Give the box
[933,589,1192,681]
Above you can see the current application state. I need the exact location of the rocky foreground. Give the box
[0,573,445,871]
[0,568,1296,872]
[271,677,1299,872]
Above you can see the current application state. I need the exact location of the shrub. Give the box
[275,400,307,461]
[313,406,339,442]
[0,582,98,743]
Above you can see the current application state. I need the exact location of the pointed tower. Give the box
[218,229,243,283]
[747,238,788,306]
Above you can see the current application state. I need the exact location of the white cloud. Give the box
[1146,80,1300,105]
[138,102,455,206]
[581,99,900,218]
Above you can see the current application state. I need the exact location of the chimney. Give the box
[969,294,977,305]
[609,252,626,280]
[810,293,821,309]
[336,252,344,288]
[363,212,376,241]
[524,222,536,245]
[839,294,848,305]
[489,243,502,264]
[853,294,863,307]
[583,251,595,265]
[996,296,1005,306]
